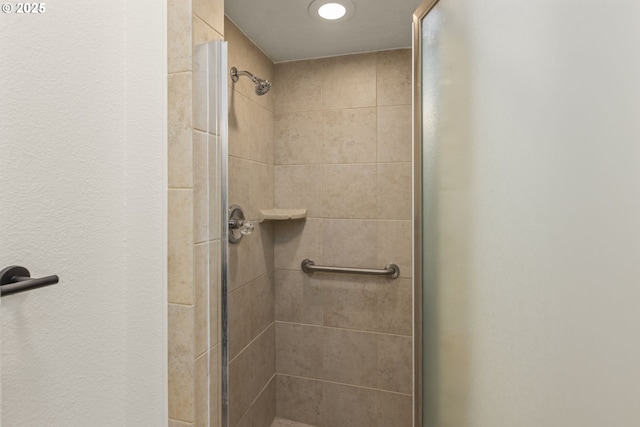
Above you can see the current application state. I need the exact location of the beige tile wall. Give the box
[168,0,224,426]
[170,3,412,425]
[273,49,413,427]
[226,18,277,427]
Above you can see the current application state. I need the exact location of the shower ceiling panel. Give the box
[225,0,422,62]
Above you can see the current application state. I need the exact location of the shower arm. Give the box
[230,67,256,83]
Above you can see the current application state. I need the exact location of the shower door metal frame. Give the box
[192,39,229,427]
[412,1,441,426]
[218,43,230,427]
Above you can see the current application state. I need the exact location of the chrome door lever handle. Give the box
[0,265,59,297]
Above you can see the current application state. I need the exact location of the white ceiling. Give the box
[225,0,424,63]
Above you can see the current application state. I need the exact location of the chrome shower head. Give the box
[253,78,271,96]
[230,67,272,96]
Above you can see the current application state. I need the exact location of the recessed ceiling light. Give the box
[318,3,346,20]
[309,0,355,22]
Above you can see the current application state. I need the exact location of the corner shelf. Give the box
[258,208,307,223]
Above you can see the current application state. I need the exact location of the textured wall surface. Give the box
[0,0,167,425]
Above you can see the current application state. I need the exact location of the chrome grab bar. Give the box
[301,258,400,279]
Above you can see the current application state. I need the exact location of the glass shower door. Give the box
[414,1,471,426]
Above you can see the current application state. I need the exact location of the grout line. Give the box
[228,154,273,167]
[230,86,275,114]
[192,12,222,35]
[236,374,277,425]
[377,102,413,107]
[276,373,413,398]
[195,350,208,362]
[322,105,378,112]
[274,320,412,339]
[169,416,195,424]
[168,301,195,307]
[228,271,272,295]
[273,108,325,114]
[228,321,275,365]
[252,374,277,411]
[168,70,193,76]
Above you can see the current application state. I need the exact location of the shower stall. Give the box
[173,1,640,426]
[177,0,423,421]
[167,2,419,424]
[187,17,415,427]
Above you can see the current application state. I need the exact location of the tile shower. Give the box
[167,5,413,425]
[226,18,413,427]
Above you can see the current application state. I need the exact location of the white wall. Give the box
[424,1,640,425]
[0,1,166,425]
